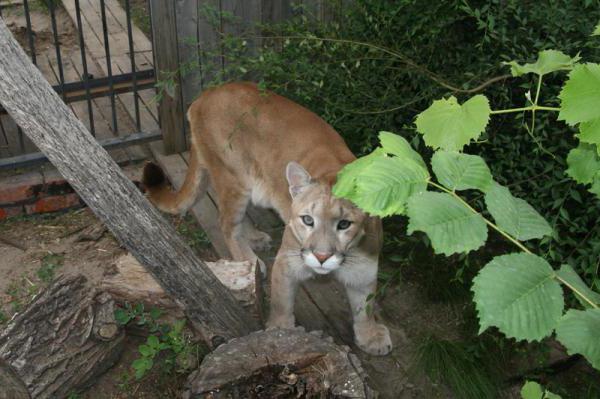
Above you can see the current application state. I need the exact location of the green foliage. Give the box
[503,50,580,77]
[332,133,428,216]
[557,264,600,309]
[414,335,498,399]
[555,309,600,370]
[415,95,490,151]
[37,253,64,283]
[521,381,562,399]
[566,144,600,185]
[431,151,493,192]
[406,192,488,256]
[484,183,553,241]
[559,64,600,126]
[115,303,202,380]
[472,253,564,341]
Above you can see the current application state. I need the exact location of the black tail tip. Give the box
[142,161,166,187]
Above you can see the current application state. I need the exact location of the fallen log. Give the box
[101,254,264,323]
[0,17,258,345]
[0,275,124,399]
[185,327,376,398]
[0,358,30,399]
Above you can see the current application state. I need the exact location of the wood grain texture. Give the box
[0,275,124,399]
[0,359,30,399]
[149,0,187,153]
[0,19,258,344]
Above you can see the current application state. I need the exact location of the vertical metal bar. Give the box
[74,0,95,136]
[125,0,141,130]
[23,0,37,65]
[49,0,66,101]
[99,0,118,133]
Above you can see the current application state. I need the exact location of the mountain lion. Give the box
[143,82,392,355]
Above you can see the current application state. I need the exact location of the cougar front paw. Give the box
[354,322,392,356]
[266,314,295,329]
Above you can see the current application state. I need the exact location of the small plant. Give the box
[176,215,211,251]
[37,252,64,283]
[115,302,203,380]
[415,335,498,399]
[0,310,7,324]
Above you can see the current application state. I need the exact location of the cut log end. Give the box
[184,327,376,399]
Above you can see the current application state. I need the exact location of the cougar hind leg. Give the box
[211,169,267,275]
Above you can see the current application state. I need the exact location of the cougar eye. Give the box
[301,215,314,226]
[337,219,352,230]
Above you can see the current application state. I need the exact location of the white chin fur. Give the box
[303,253,342,275]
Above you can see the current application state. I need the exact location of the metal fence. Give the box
[0,0,160,169]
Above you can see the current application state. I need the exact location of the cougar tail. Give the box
[142,149,206,214]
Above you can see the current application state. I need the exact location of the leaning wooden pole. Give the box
[0,19,258,343]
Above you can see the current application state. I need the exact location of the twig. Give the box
[0,234,27,251]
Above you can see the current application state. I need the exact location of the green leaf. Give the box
[555,309,600,370]
[132,358,153,379]
[521,381,562,399]
[503,50,580,77]
[521,381,543,399]
[138,344,154,357]
[590,173,600,197]
[472,253,564,341]
[559,63,600,125]
[431,151,493,192]
[484,182,552,241]
[349,156,429,216]
[593,22,600,36]
[566,144,600,185]
[406,192,487,255]
[147,335,160,348]
[415,95,491,151]
[578,118,600,146]
[556,264,600,309]
[114,309,132,325]
[333,150,384,198]
[379,131,427,169]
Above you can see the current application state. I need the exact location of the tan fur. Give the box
[143,82,392,355]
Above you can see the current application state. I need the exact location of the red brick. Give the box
[0,171,43,204]
[25,193,82,214]
[0,205,24,220]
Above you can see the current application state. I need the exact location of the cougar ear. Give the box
[286,161,312,198]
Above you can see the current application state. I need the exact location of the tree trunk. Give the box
[0,275,123,399]
[0,19,258,344]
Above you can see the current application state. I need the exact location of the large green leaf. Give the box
[556,264,600,309]
[503,50,580,77]
[333,150,384,198]
[565,143,600,185]
[593,21,600,36]
[406,192,487,255]
[472,253,564,341]
[379,131,427,169]
[415,95,491,151]
[555,309,600,370]
[335,155,428,217]
[578,118,600,146]
[558,63,600,125]
[485,182,552,241]
[431,151,493,192]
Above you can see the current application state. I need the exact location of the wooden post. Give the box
[148,0,187,154]
[0,18,258,344]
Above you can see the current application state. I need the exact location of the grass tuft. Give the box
[414,334,498,399]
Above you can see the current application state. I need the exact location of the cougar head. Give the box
[285,162,369,275]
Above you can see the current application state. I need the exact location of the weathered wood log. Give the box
[0,275,124,399]
[101,254,264,322]
[0,18,258,344]
[184,327,376,398]
[0,358,30,399]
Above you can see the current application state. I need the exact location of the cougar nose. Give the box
[314,252,333,264]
